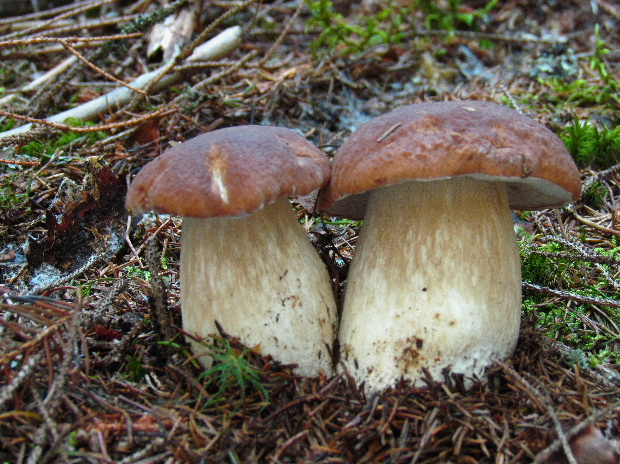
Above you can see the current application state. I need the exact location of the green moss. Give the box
[520,241,578,289]
[305,0,408,56]
[0,174,29,211]
[19,118,107,161]
[418,0,498,33]
[581,181,607,209]
[0,117,15,132]
[527,25,619,116]
[305,0,499,57]
[524,299,620,361]
[538,77,619,109]
[590,349,620,366]
[560,118,620,169]
[522,230,620,365]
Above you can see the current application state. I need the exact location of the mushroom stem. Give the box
[338,176,521,391]
[181,197,337,377]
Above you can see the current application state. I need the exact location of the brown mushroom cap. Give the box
[319,101,581,219]
[126,125,330,218]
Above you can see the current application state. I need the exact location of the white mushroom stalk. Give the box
[338,177,521,390]
[181,197,337,376]
[126,125,339,377]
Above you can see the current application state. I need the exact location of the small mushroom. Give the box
[318,101,581,391]
[127,125,338,377]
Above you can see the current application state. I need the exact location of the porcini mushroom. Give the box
[126,126,338,377]
[318,101,581,391]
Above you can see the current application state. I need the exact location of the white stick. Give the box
[0,55,78,108]
[0,26,242,140]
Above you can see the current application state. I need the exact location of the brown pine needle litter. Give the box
[1,0,620,462]
[1,296,619,463]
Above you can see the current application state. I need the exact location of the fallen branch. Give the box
[0,107,175,134]
[0,25,242,140]
[522,281,620,308]
[0,55,77,108]
[0,33,141,47]
[566,206,620,236]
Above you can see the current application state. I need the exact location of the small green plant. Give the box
[124,352,148,382]
[590,24,617,88]
[77,279,117,297]
[159,338,197,364]
[198,338,269,412]
[79,284,93,297]
[126,266,152,280]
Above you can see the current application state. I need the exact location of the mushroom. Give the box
[318,101,581,391]
[126,125,338,377]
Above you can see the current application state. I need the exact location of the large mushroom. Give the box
[318,101,581,391]
[126,125,338,377]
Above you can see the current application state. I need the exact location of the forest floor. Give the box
[1,0,620,462]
